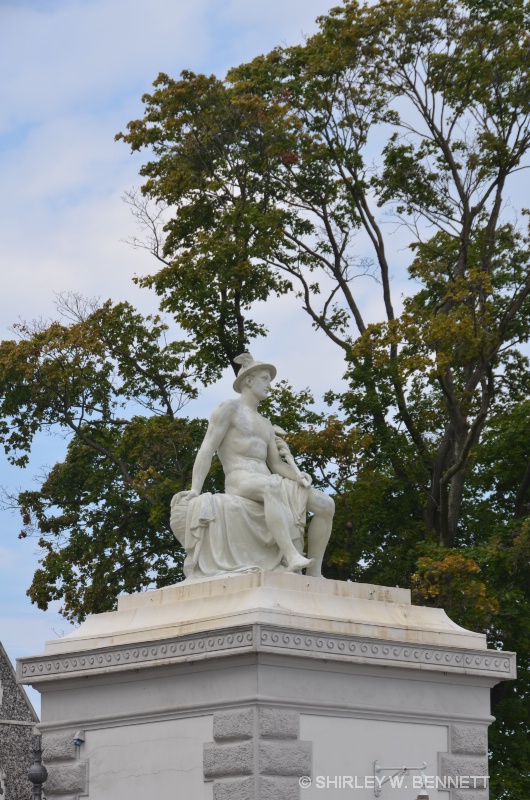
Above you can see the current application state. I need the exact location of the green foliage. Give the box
[116,72,295,377]
[411,547,500,631]
[20,416,217,622]
[489,662,530,800]
[0,295,216,621]
[0,296,196,467]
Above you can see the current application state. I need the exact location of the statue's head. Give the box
[242,368,274,401]
[233,352,277,394]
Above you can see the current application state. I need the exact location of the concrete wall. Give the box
[84,715,213,800]
[34,653,494,800]
[301,716,448,799]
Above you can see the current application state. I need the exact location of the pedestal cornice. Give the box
[17,622,516,686]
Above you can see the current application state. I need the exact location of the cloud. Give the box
[0,0,213,133]
[0,0,336,329]
[0,0,412,393]
[0,0,331,136]
[222,0,331,38]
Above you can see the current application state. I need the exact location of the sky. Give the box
[0,0,427,716]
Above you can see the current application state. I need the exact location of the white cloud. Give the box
[0,0,332,135]
[0,0,335,328]
[224,0,329,34]
[0,0,212,133]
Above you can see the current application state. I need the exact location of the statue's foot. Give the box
[285,554,315,574]
[304,562,324,578]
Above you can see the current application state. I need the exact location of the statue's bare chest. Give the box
[232,406,270,442]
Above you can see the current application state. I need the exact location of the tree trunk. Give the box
[425,430,452,539]
[447,469,466,548]
[514,457,530,518]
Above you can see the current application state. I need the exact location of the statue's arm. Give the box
[190,402,234,496]
[267,428,311,486]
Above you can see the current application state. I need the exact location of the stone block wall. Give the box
[439,723,490,800]
[204,706,311,800]
[41,730,88,799]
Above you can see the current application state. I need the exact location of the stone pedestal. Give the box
[17,573,515,799]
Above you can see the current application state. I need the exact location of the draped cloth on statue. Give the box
[170,474,309,580]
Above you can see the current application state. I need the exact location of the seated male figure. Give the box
[180,353,334,576]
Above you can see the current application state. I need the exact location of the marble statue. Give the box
[170,353,334,580]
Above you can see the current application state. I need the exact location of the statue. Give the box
[170,353,334,580]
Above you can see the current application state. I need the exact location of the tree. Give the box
[0,295,219,620]
[116,74,292,377]
[0,295,309,621]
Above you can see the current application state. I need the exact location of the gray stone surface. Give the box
[0,723,35,800]
[439,754,489,779]
[0,643,36,722]
[20,623,516,685]
[213,776,255,800]
[204,740,254,778]
[209,772,302,799]
[259,740,312,776]
[214,707,254,741]
[207,705,306,796]
[260,776,300,800]
[45,760,87,795]
[259,708,298,739]
[42,730,77,762]
[451,724,488,755]
[0,642,38,800]
[437,722,490,800]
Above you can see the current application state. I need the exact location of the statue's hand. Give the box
[298,472,312,488]
[277,442,291,458]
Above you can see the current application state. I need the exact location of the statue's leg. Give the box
[261,478,314,572]
[226,471,314,573]
[305,489,335,578]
